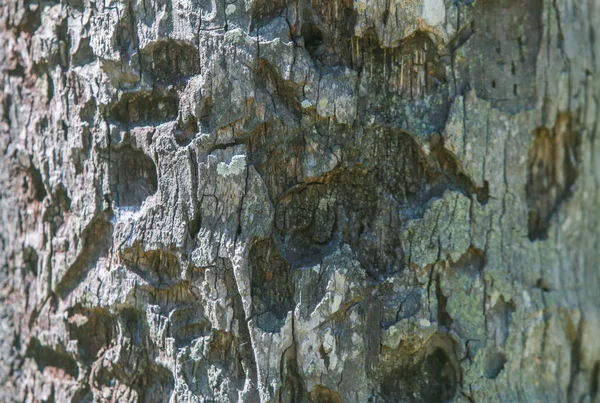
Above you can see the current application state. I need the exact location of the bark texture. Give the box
[1,0,599,402]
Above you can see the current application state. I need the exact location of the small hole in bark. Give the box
[111,91,179,127]
[535,278,551,292]
[380,347,457,402]
[302,23,324,55]
[109,145,158,207]
[484,351,507,379]
[188,214,201,240]
[141,40,200,85]
[310,385,342,403]
[25,164,47,202]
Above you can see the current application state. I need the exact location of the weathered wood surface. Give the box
[1,0,599,401]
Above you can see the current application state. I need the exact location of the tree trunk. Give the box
[1,0,599,401]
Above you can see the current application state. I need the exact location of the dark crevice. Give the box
[309,385,342,403]
[448,20,474,52]
[71,37,95,66]
[171,307,211,348]
[175,114,199,146]
[199,97,214,130]
[16,4,41,34]
[591,361,600,401]
[435,274,453,331]
[256,59,302,121]
[535,278,552,292]
[451,246,487,277]
[249,237,295,332]
[140,40,200,85]
[55,215,113,299]
[429,135,490,204]
[22,246,39,276]
[354,30,446,102]
[300,0,356,68]
[261,128,489,281]
[120,245,181,289]
[26,338,79,379]
[280,338,306,403]
[380,337,459,402]
[110,91,179,128]
[134,363,175,403]
[301,22,324,56]
[107,145,158,207]
[66,305,116,364]
[25,162,47,202]
[115,7,139,62]
[188,212,202,241]
[250,0,289,31]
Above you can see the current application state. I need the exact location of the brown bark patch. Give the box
[526,112,580,240]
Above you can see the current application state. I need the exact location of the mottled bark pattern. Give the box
[1,0,599,402]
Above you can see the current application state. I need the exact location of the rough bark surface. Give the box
[1,0,599,402]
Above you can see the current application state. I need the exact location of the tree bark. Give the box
[1,0,599,402]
